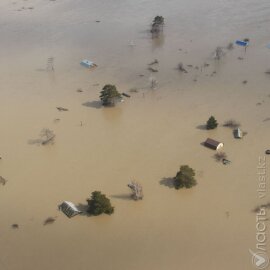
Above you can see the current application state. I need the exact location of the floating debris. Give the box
[11,224,19,229]
[148,59,159,65]
[148,67,158,72]
[76,88,83,93]
[237,57,244,60]
[253,202,270,213]
[242,80,248,84]
[122,92,131,98]
[263,117,270,122]
[0,176,7,186]
[56,107,68,112]
[222,159,231,165]
[265,150,270,155]
[43,217,56,225]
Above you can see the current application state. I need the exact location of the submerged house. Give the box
[234,128,242,139]
[80,59,97,68]
[204,138,224,150]
[58,201,82,218]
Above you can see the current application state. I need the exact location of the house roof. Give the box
[59,201,82,218]
[205,138,222,147]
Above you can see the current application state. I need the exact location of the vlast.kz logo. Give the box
[249,249,269,269]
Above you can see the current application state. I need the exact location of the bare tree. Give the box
[128,181,143,200]
[223,119,241,129]
[40,129,55,145]
[214,152,227,162]
[149,76,158,89]
[214,47,225,60]
[177,62,188,73]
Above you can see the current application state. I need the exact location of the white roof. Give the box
[62,201,80,212]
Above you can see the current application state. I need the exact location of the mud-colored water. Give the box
[0,0,269,269]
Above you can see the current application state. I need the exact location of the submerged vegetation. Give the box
[206,116,218,130]
[151,15,164,37]
[100,84,122,106]
[87,191,114,216]
[174,165,197,189]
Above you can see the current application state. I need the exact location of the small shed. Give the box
[80,59,97,68]
[58,201,82,218]
[204,138,224,150]
[234,128,242,139]
[235,40,249,47]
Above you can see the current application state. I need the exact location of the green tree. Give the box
[153,16,164,26]
[174,165,197,189]
[87,191,114,216]
[151,16,164,34]
[206,116,218,130]
[100,84,122,106]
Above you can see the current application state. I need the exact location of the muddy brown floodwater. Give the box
[0,0,269,269]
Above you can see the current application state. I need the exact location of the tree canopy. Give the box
[206,116,218,130]
[87,191,114,216]
[100,84,122,106]
[174,165,197,189]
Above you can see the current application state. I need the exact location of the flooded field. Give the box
[0,0,269,269]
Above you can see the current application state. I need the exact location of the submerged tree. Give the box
[214,46,225,60]
[127,181,143,200]
[174,165,197,189]
[151,16,164,37]
[223,119,240,129]
[100,84,122,106]
[87,191,114,216]
[40,128,55,145]
[206,116,218,130]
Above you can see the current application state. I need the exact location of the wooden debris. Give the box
[122,93,131,98]
[11,224,19,229]
[0,176,7,186]
[128,181,143,200]
[56,107,68,112]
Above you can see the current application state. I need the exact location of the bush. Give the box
[174,165,197,189]
[206,116,218,130]
[100,84,122,106]
[87,191,114,216]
